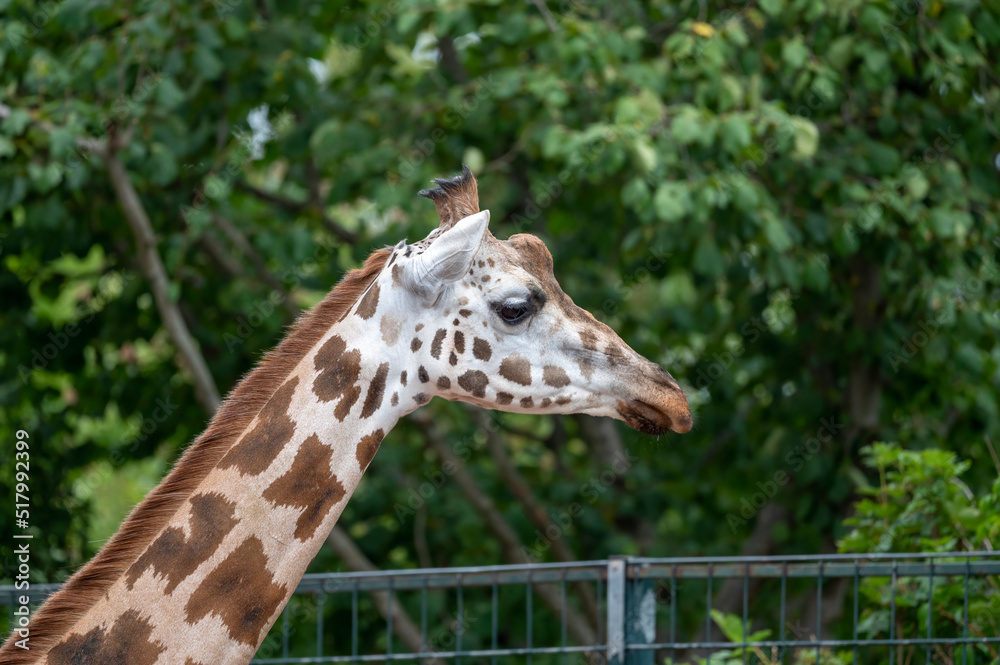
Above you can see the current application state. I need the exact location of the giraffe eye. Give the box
[496,301,532,325]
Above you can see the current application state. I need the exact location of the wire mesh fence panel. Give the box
[2,553,998,664]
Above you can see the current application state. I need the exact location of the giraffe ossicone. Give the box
[2,166,690,665]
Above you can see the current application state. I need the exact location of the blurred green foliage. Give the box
[1,0,999,651]
[839,443,1000,653]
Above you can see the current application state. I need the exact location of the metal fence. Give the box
[3,551,999,664]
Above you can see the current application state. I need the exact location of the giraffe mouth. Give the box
[616,397,692,435]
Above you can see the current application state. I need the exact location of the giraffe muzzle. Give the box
[615,363,692,435]
[616,395,692,435]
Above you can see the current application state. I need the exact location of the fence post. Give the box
[624,562,654,665]
[607,557,627,665]
[607,557,655,665]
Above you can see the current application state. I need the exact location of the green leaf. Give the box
[148,143,178,186]
[193,46,224,80]
[154,76,186,110]
[790,117,819,160]
[906,172,929,200]
[653,182,691,222]
[0,135,14,158]
[48,127,77,160]
[782,37,810,69]
[762,213,792,252]
[928,208,955,238]
[866,143,900,175]
[26,162,63,192]
[827,35,856,69]
[693,234,725,277]
[710,610,746,643]
[631,137,658,174]
[720,115,752,154]
[759,0,784,16]
[223,17,246,40]
[671,107,704,146]
[621,177,651,210]
[1,108,31,135]
[310,119,343,159]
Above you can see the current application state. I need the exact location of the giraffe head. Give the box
[366,167,691,434]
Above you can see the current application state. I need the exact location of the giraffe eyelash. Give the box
[493,298,534,325]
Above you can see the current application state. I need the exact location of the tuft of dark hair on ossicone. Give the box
[418,164,480,229]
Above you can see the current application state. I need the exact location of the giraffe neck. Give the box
[1,250,424,665]
[51,318,413,665]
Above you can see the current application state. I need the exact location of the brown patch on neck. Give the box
[356,428,385,470]
[360,362,390,418]
[418,165,480,230]
[48,609,165,665]
[125,492,238,594]
[0,249,390,663]
[218,377,299,475]
[473,337,492,361]
[184,536,288,646]
[312,335,363,420]
[355,281,380,320]
[430,328,448,359]
[262,434,346,541]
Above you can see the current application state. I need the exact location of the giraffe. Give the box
[1,166,691,665]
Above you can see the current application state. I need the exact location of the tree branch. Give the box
[410,412,598,647]
[529,0,560,32]
[196,232,245,279]
[325,526,442,664]
[234,179,303,213]
[235,179,358,245]
[467,407,600,627]
[573,414,627,470]
[212,213,299,318]
[437,36,470,84]
[103,150,222,414]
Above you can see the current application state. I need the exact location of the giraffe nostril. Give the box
[671,410,693,434]
[639,360,682,393]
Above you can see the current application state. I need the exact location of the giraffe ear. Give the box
[402,210,490,303]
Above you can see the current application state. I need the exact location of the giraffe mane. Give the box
[417,164,480,229]
[1,248,392,663]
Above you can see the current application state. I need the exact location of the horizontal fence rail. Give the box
[2,551,999,664]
